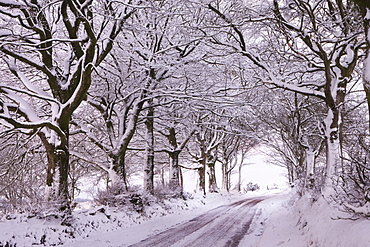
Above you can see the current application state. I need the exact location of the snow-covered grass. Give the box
[3,183,370,246]
[0,191,249,247]
[243,189,370,247]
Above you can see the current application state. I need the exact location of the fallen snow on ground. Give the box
[0,191,255,247]
[63,192,256,247]
[244,189,370,247]
[241,191,305,246]
[2,189,370,247]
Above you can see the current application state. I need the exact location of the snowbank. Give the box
[243,189,370,247]
[241,191,304,246]
[292,196,370,247]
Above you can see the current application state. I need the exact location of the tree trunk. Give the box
[208,162,219,193]
[39,126,71,213]
[144,105,155,194]
[55,145,70,212]
[302,141,324,193]
[161,165,165,186]
[363,9,370,132]
[169,151,182,194]
[206,154,218,193]
[195,134,207,194]
[286,160,295,184]
[320,57,350,197]
[304,149,316,190]
[179,167,183,189]
[39,133,56,201]
[55,119,71,213]
[111,154,128,192]
[221,157,232,192]
[322,108,342,197]
[226,171,230,192]
[198,165,206,195]
[164,127,194,194]
[167,127,182,194]
[221,162,228,191]
[238,162,242,192]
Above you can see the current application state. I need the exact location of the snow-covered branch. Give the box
[0,84,59,104]
[0,47,51,76]
[71,119,111,152]
[70,150,109,172]
[0,114,67,144]
[208,3,326,100]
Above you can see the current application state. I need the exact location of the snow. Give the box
[0,192,253,246]
[289,195,370,247]
[268,72,326,99]
[243,190,370,247]
[2,148,370,247]
[1,88,40,122]
[241,191,305,247]
[3,188,370,246]
[63,192,247,247]
[366,8,370,21]
[0,0,21,7]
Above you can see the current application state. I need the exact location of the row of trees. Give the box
[1,0,370,217]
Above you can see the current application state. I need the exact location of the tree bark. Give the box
[169,151,182,194]
[163,127,194,194]
[322,105,343,197]
[111,153,129,192]
[238,161,242,192]
[304,149,316,190]
[197,137,207,195]
[144,105,155,194]
[363,7,370,132]
[198,165,206,195]
[0,0,134,213]
[221,161,229,191]
[56,145,70,212]
[207,162,219,193]
[207,155,219,193]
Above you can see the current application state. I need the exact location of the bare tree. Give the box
[0,0,135,212]
[156,103,196,195]
[208,0,363,196]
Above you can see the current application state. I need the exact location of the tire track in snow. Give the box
[128,197,265,247]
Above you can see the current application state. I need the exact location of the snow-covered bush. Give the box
[94,184,192,216]
[0,190,200,246]
[0,133,46,216]
[244,182,260,193]
[95,189,144,212]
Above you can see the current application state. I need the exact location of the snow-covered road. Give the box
[128,197,265,247]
